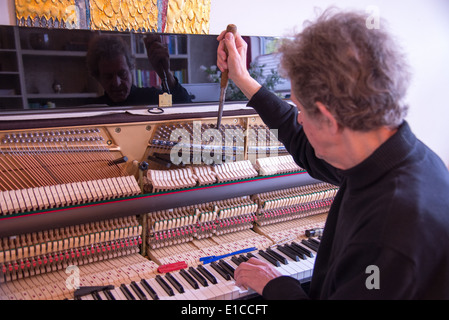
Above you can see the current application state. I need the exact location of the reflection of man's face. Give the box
[98,55,132,103]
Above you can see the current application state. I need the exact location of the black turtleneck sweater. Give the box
[248,87,449,299]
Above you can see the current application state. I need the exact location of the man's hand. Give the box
[144,34,175,88]
[234,257,283,295]
[216,31,261,99]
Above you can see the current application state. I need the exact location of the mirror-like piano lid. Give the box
[0,24,291,116]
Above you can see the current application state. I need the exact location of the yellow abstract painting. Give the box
[15,0,211,34]
[89,0,158,32]
[165,0,210,34]
[15,0,78,28]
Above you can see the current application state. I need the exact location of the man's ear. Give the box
[315,102,339,134]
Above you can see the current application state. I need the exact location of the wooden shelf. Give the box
[21,49,86,57]
[27,92,98,99]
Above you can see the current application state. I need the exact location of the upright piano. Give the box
[0,103,337,300]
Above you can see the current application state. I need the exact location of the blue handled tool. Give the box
[200,246,257,264]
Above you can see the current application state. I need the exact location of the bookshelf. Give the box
[132,33,189,88]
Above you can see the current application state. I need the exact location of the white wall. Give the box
[211,0,449,167]
[1,0,448,165]
[0,0,15,25]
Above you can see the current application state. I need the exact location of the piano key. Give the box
[189,268,223,300]
[78,293,94,300]
[130,281,148,300]
[146,277,177,300]
[266,248,289,265]
[268,246,311,280]
[173,271,210,300]
[210,261,231,280]
[255,250,280,267]
[91,290,102,300]
[110,287,128,300]
[197,265,217,284]
[301,239,319,252]
[140,278,160,300]
[165,273,185,294]
[247,252,292,278]
[179,269,199,289]
[221,257,253,299]
[200,263,241,300]
[231,256,242,266]
[103,289,116,300]
[95,290,108,300]
[155,275,174,296]
[189,265,229,300]
[290,242,314,258]
[277,245,301,261]
[120,283,136,300]
[218,260,235,278]
[188,267,208,287]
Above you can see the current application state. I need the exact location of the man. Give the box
[217,9,449,299]
[86,34,191,106]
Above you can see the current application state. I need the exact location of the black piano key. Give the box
[197,265,217,284]
[267,248,289,265]
[188,267,208,287]
[120,284,136,300]
[91,291,102,300]
[309,238,321,246]
[141,279,160,300]
[130,281,148,300]
[301,239,319,252]
[283,243,307,260]
[180,269,199,289]
[291,241,314,258]
[156,275,175,296]
[239,254,249,262]
[166,273,185,293]
[246,252,258,260]
[218,260,235,278]
[258,250,281,267]
[104,289,116,300]
[277,245,300,261]
[231,256,242,266]
[210,261,231,280]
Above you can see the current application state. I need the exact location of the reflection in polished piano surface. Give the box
[0,106,337,300]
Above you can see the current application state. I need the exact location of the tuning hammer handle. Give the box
[220,24,237,88]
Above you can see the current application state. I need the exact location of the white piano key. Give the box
[202,262,244,300]
[196,264,235,300]
[110,287,128,300]
[269,246,312,280]
[166,272,204,300]
[145,276,177,300]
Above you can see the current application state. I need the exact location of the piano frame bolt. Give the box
[139,161,149,171]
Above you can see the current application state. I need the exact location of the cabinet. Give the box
[0,26,193,110]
